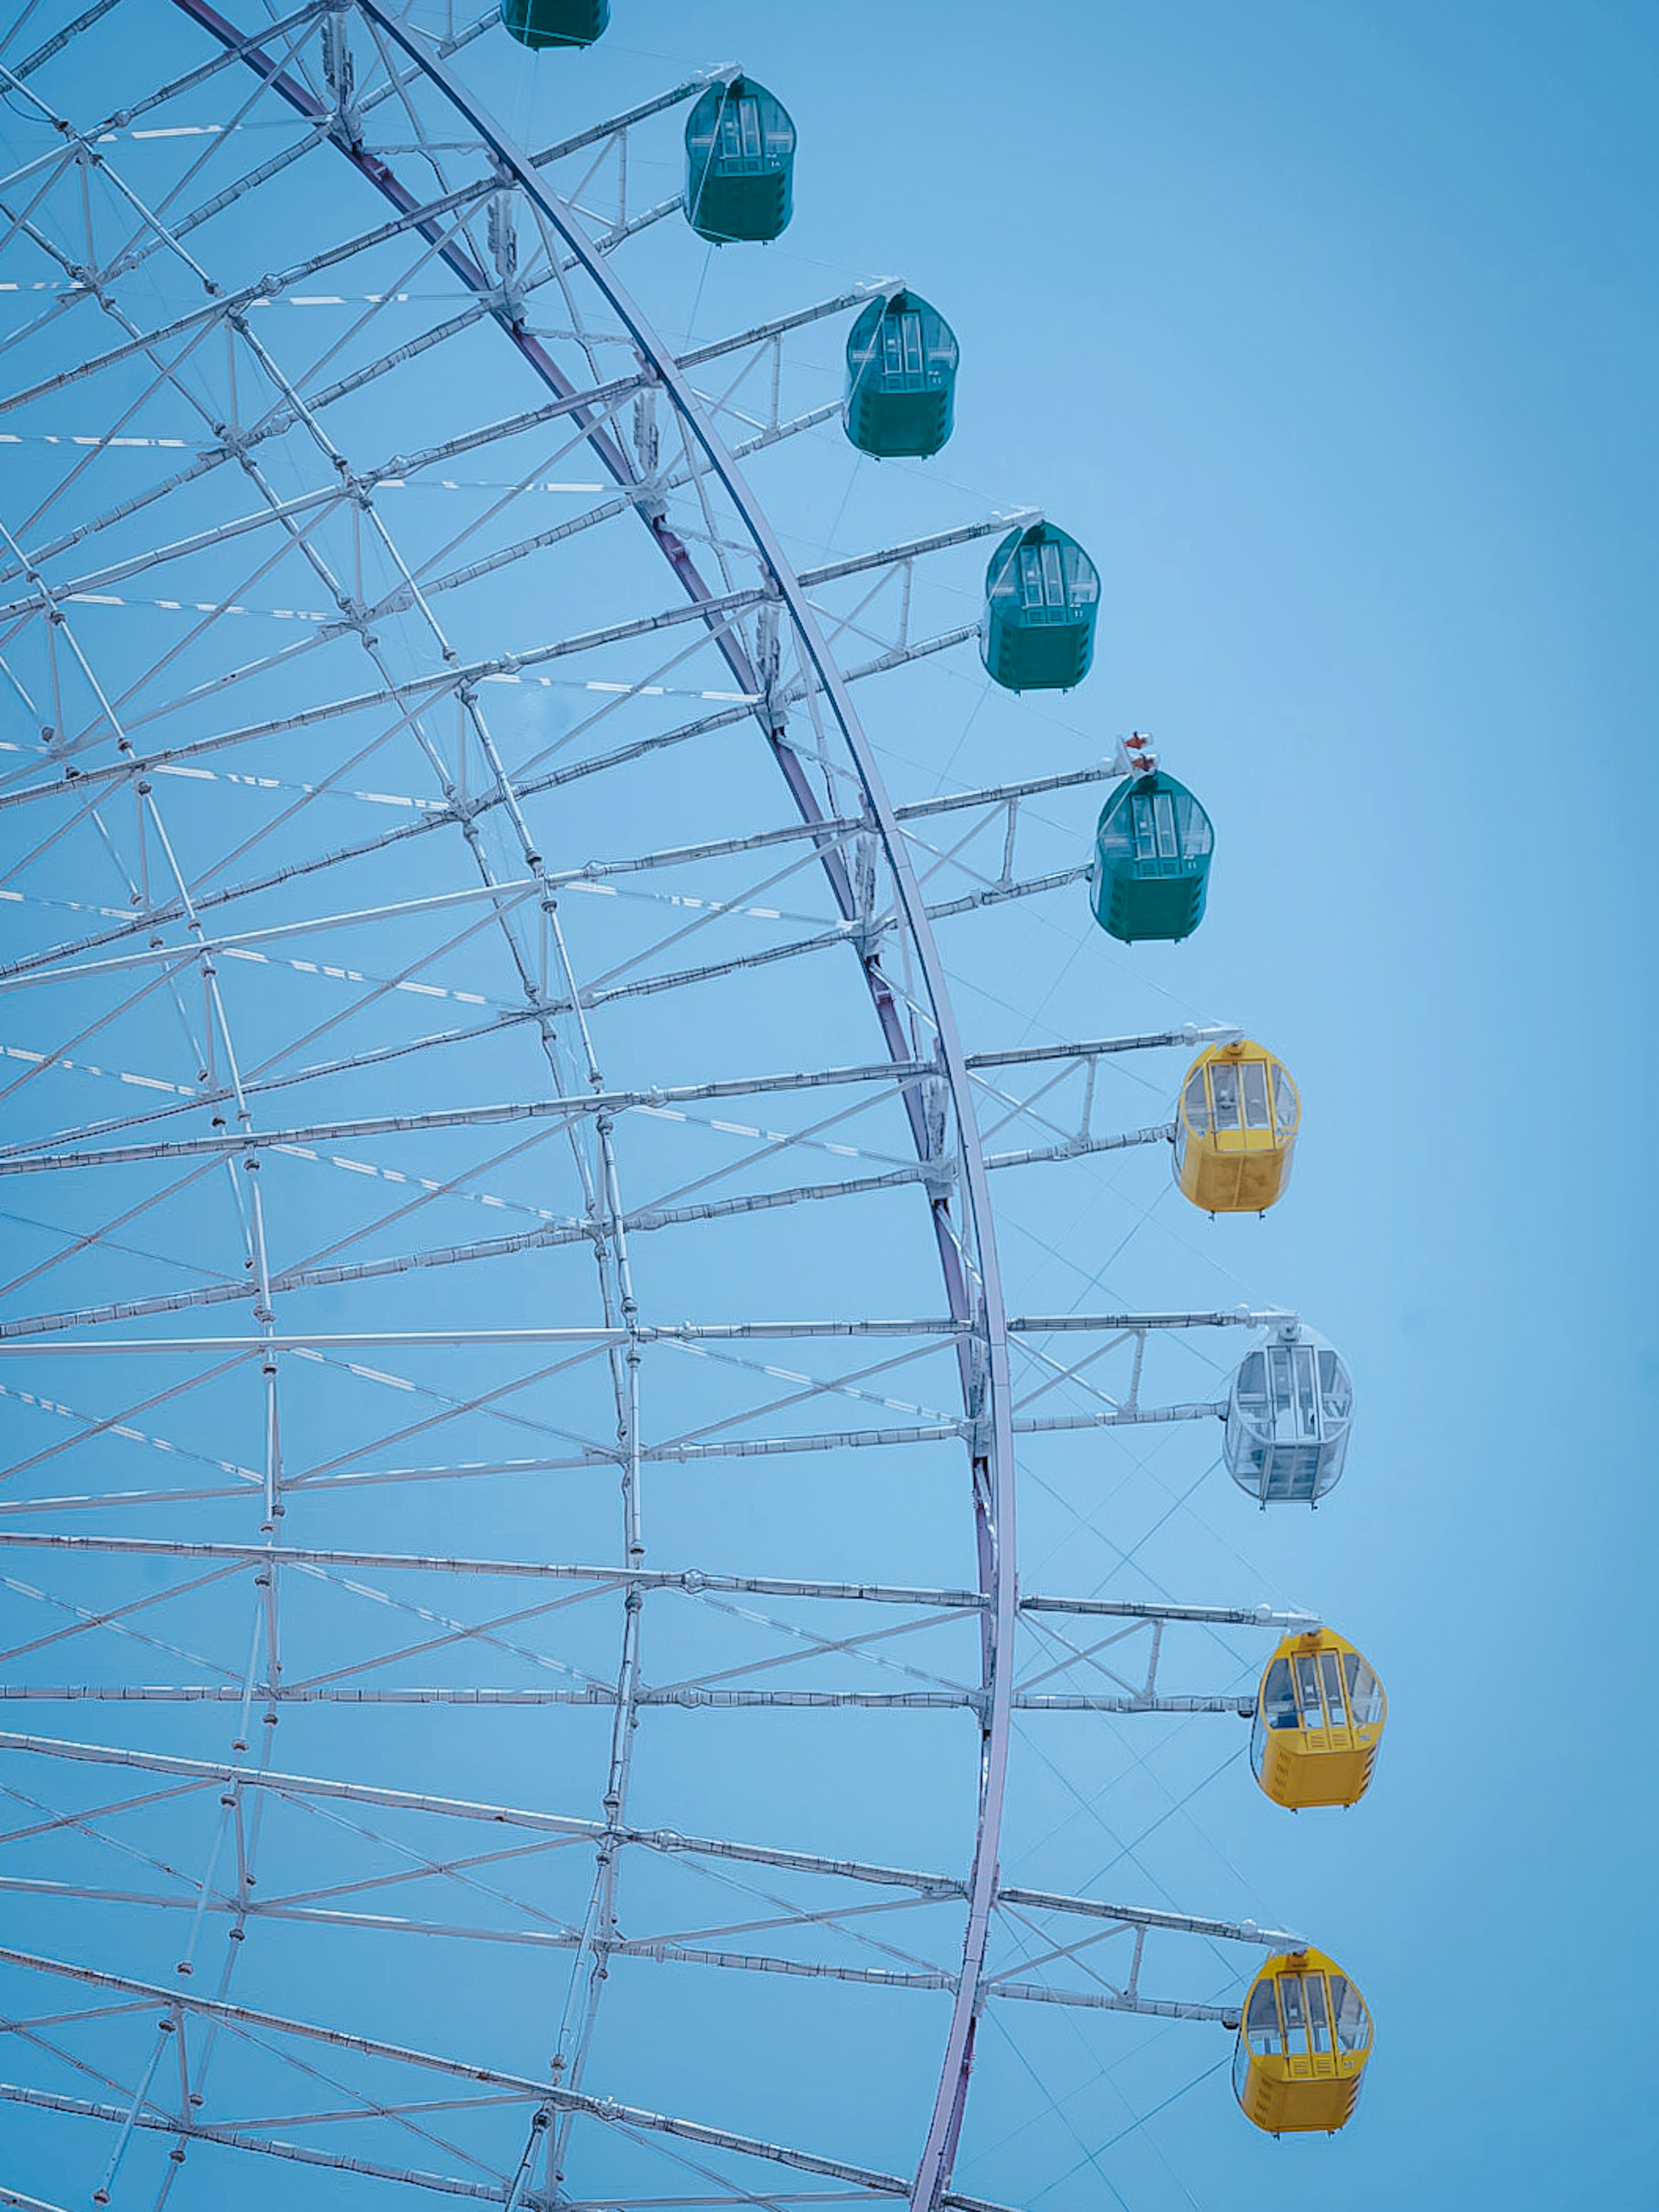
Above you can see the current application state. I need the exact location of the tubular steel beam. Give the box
[0,1313,1283,1353]
[675,283,898,370]
[0,1943,1021,2212]
[529,73,732,171]
[0,1533,1315,1628]
[983,1125,1174,1170]
[0,1031,1224,1175]
[0,1057,934,1171]
[893,764,1124,822]
[966,1026,1239,1068]
[0,1533,987,1607]
[0,1686,1255,1712]
[0,1323,968,1354]
[0,2082,514,2207]
[797,515,1037,591]
[0,1885,1271,2010]
[0,1734,1287,1938]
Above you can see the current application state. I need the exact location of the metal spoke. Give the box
[0,1941,1027,2212]
[0,1044,1225,1171]
[0,2082,526,2206]
[0,1732,1291,1941]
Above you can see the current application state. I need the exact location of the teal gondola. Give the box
[500,0,609,49]
[1091,771,1214,942]
[844,292,959,459]
[982,522,1099,692]
[684,78,796,244]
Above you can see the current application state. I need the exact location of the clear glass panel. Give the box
[716,96,763,161]
[1265,1451,1320,1501]
[1153,790,1179,858]
[1246,1977,1284,2055]
[1293,1343,1320,1438]
[1019,546,1046,609]
[1272,1065,1300,1133]
[1131,793,1157,860]
[1306,1974,1332,2054]
[1267,1344,1293,1426]
[1183,1070,1211,1133]
[693,85,794,166]
[1175,790,1214,857]
[925,311,958,368]
[1233,1350,1268,1433]
[1330,1976,1372,2052]
[1318,1346,1354,1421]
[1262,1657,1297,1730]
[1063,543,1100,605]
[903,313,923,376]
[1232,2037,1253,2102]
[1210,1062,1241,1129]
[1344,1652,1383,1725]
[1280,1973,1309,2054]
[1241,1060,1270,1128]
[1319,1648,1348,1726]
[1294,1651,1324,1725]
[1040,542,1065,607]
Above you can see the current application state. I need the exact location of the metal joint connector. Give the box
[921,1154,958,1199]
[626,474,666,526]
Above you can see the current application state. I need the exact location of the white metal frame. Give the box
[0,9,1350,2209]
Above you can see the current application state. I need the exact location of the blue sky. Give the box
[1,3,1655,2208]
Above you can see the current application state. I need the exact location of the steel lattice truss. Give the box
[0,7,1332,2209]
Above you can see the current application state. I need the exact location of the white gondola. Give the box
[1224,1322,1354,1505]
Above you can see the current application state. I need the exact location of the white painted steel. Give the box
[0,10,1331,2211]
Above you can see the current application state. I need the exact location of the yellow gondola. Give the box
[1233,1948,1373,2135]
[1251,1629,1386,1809]
[1173,1037,1299,1214]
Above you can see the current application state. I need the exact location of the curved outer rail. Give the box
[158,4,1019,2205]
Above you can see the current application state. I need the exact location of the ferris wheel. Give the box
[0,6,1385,2209]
